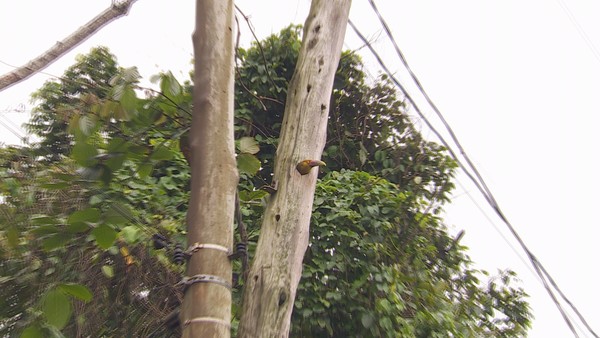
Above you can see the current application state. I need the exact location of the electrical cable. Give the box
[0,115,26,144]
[361,2,599,336]
[346,23,581,334]
[556,0,600,65]
[453,178,536,277]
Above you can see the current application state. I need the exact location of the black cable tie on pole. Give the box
[172,243,185,265]
[176,274,232,292]
[152,233,170,250]
[228,242,247,260]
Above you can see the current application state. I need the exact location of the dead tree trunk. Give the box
[237,1,351,337]
[0,0,138,91]
[181,1,237,337]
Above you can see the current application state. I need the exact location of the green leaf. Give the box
[92,224,117,249]
[379,316,393,330]
[42,233,71,251]
[89,195,103,205]
[137,162,153,178]
[160,71,182,100]
[97,165,112,186]
[71,142,98,167]
[68,208,100,225]
[20,325,44,338]
[314,196,324,206]
[105,153,125,171]
[104,204,133,226]
[359,142,368,165]
[374,149,386,162]
[120,225,142,244]
[112,83,125,100]
[42,289,72,330]
[120,86,138,117]
[239,189,268,202]
[160,179,177,191]
[101,265,114,278]
[360,313,374,329]
[150,145,173,161]
[122,66,141,83]
[30,224,59,235]
[67,222,89,233]
[149,73,161,84]
[78,114,96,136]
[97,100,114,118]
[237,153,261,175]
[239,136,260,154]
[58,283,93,302]
[77,165,103,181]
[107,137,127,152]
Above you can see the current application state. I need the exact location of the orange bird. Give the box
[296,159,326,175]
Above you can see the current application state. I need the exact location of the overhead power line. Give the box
[557,0,600,65]
[352,1,599,337]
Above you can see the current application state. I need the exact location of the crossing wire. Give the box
[359,1,598,337]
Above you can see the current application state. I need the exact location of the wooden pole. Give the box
[181,1,237,337]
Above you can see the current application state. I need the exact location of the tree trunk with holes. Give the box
[237,1,351,337]
[181,1,238,337]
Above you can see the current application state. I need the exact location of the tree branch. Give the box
[0,0,138,92]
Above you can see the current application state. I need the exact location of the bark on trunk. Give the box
[237,1,351,337]
[181,1,237,337]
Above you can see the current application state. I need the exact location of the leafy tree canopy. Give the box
[1,26,531,337]
[27,46,121,161]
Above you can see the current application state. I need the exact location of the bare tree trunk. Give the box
[0,0,138,92]
[237,1,351,337]
[181,1,237,337]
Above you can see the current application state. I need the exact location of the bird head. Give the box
[296,159,326,175]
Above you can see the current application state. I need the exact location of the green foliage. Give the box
[1,25,531,337]
[42,288,72,330]
[58,283,93,302]
[235,25,455,210]
[27,46,121,161]
[292,170,530,337]
[0,145,183,337]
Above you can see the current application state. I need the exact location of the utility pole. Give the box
[181,1,238,337]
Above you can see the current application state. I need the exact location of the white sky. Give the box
[1,1,599,337]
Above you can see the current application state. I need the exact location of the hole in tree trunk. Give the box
[278,291,287,306]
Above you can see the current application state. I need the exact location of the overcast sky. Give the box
[1,1,599,337]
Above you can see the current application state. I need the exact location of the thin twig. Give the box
[234,5,279,92]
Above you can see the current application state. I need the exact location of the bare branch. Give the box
[0,0,138,92]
